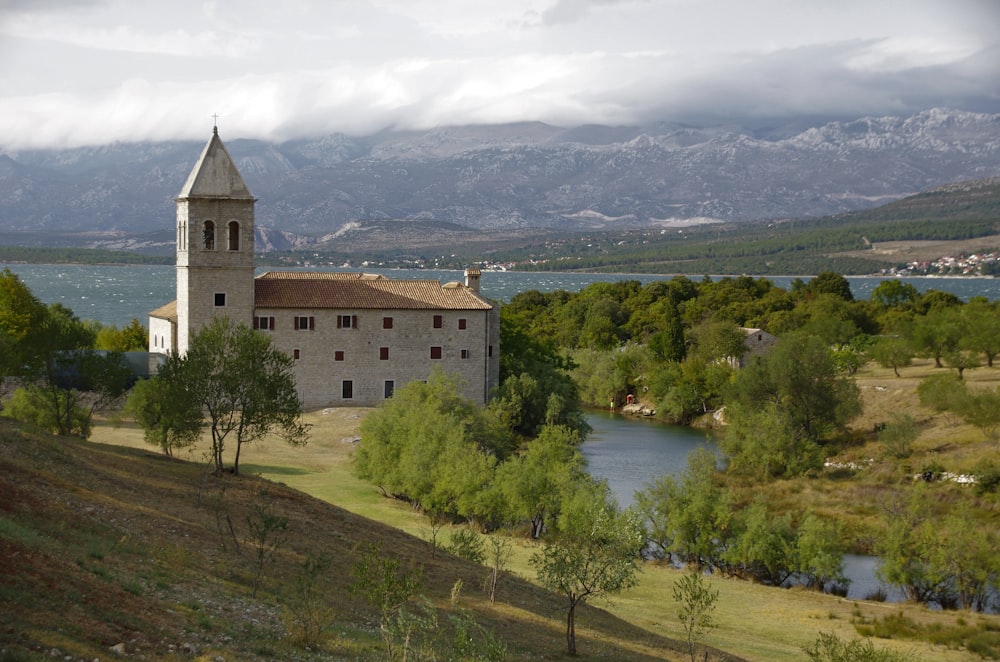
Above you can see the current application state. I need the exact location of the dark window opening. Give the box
[433,315,443,329]
[384,381,394,399]
[458,318,467,330]
[214,292,226,307]
[335,351,344,361]
[430,346,442,360]
[380,347,389,360]
[461,349,470,359]
[293,348,300,360]
[338,315,358,329]
[228,221,239,250]
[294,316,315,330]
[383,317,393,329]
[342,380,353,399]
[203,220,215,250]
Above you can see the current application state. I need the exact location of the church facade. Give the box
[149,128,500,408]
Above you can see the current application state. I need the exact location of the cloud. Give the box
[0,0,998,149]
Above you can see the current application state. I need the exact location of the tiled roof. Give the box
[254,272,493,310]
[149,300,177,321]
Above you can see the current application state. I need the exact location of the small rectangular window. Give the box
[294,316,314,330]
[380,347,389,360]
[458,318,467,330]
[253,316,275,330]
[433,315,443,329]
[383,317,393,329]
[342,380,353,399]
[430,346,442,360]
[384,380,395,399]
[338,315,358,329]
[461,349,470,359]
[293,348,300,360]
[488,344,494,358]
[334,351,345,361]
[214,293,226,307]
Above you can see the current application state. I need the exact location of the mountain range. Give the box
[0,107,998,255]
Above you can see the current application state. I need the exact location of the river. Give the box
[3,261,993,605]
[579,411,910,603]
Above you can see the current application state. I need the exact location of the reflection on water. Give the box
[580,410,717,508]
[580,412,907,604]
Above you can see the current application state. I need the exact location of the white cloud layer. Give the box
[0,0,998,149]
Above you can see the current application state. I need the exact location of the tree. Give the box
[530,479,644,656]
[0,268,49,379]
[124,360,202,455]
[878,412,919,459]
[493,425,584,538]
[875,486,952,605]
[908,307,962,368]
[723,495,797,585]
[95,318,148,352]
[807,271,854,301]
[635,447,733,569]
[868,335,914,377]
[795,512,848,591]
[181,317,308,475]
[960,299,1000,367]
[356,369,502,522]
[350,542,424,660]
[672,571,719,662]
[723,333,861,475]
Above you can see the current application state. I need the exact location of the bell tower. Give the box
[175,127,256,353]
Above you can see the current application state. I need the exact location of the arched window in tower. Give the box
[228,221,240,251]
[203,220,215,250]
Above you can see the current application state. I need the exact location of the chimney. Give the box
[464,268,481,292]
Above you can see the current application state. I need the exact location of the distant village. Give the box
[881,250,1000,278]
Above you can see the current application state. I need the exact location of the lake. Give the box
[3,262,1000,328]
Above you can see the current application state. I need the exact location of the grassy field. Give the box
[88,358,1000,660]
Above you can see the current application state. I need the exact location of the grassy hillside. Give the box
[0,412,703,661]
[3,359,999,660]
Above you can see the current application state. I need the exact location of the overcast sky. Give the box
[1,0,998,150]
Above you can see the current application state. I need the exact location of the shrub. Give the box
[446,528,486,565]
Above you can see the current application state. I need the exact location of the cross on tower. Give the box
[212,113,220,133]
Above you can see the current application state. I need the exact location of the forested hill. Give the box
[503,177,1000,276]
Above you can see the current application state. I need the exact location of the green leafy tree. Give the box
[960,299,1000,367]
[868,335,914,377]
[351,542,424,660]
[957,385,1000,441]
[723,495,797,585]
[908,307,962,368]
[494,313,588,438]
[806,271,854,301]
[723,332,861,479]
[875,486,952,605]
[0,268,50,379]
[95,318,148,352]
[493,425,584,538]
[878,412,919,459]
[180,317,308,475]
[635,447,733,569]
[916,373,968,427]
[795,512,848,591]
[531,479,644,656]
[356,369,503,523]
[940,504,1000,611]
[124,363,202,456]
[672,571,719,662]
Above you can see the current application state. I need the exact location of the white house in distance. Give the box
[149,127,500,408]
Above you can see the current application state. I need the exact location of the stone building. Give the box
[149,128,500,408]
